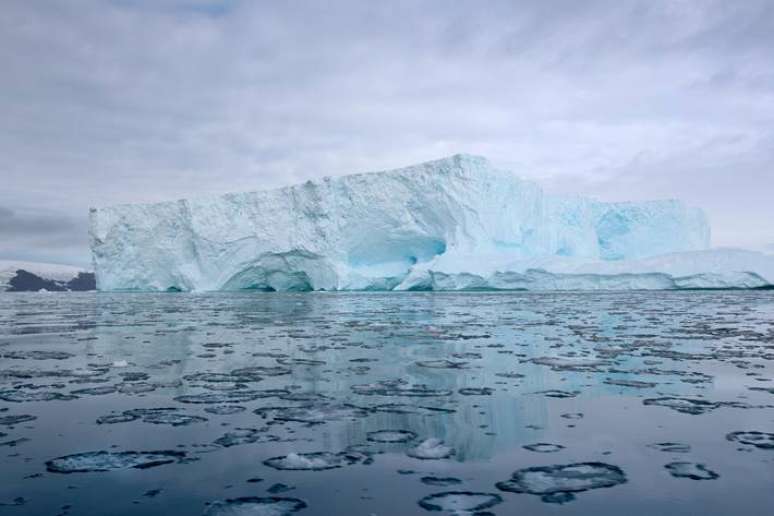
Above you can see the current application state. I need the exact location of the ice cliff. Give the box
[89,154,774,291]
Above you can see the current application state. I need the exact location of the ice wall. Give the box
[90,154,737,292]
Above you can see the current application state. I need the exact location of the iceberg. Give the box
[89,154,774,291]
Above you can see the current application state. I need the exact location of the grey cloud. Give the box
[0,207,79,236]
[0,206,88,266]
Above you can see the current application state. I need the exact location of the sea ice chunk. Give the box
[407,438,455,460]
[417,491,503,513]
[665,462,719,480]
[366,430,417,443]
[202,496,307,515]
[46,450,186,473]
[496,462,627,503]
[263,451,368,471]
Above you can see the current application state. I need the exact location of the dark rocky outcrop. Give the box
[6,270,95,292]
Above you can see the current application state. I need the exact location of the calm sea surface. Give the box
[1,291,773,515]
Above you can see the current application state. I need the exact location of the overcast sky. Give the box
[1,0,773,267]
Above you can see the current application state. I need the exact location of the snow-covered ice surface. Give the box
[2,290,774,514]
[89,154,774,292]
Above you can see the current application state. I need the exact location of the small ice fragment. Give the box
[665,462,719,480]
[407,438,455,460]
[417,491,503,513]
[263,451,367,471]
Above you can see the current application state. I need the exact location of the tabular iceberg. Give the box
[89,154,774,291]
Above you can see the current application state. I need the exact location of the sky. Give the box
[1,0,773,267]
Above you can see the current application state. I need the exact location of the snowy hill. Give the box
[89,154,773,291]
[0,260,95,292]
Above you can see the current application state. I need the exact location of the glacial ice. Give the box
[89,154,774,291]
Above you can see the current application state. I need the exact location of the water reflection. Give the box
[0,291,772,515]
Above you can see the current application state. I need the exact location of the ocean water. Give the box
[0,291,772,515]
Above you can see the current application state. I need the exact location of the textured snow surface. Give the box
[89,154,773,291]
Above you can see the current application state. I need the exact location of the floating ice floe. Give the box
[420,476,463,487]
[46,450,187,473]
[0,438,29,447]
[643,397,746,415]
[458,387,494,396]
[407,438,455,460]
[416,359,468,369]
[529,357,608,372]
[647,442,691,453]
[232,366,291,377]
[0,391,77,403]
[267,483,294,494]
[417,491,503,513]
[117,382,158,395]
[278,392,332,403]
[726,431,774,449]
[352,380,452,397]
[214,428,279,447]
[496,462,627,504]
[276,358,325,366]
[97,408,207,426]
[366,430,417,443]
[747,386,774,395]
[523,443,565,453]
[534,390,579,399]
[0,497,26,507]
[495,372,525,379]
[263,451,369,471]
[371,403,456,415]
[202,496,307,515]
[0,414,37,426]
[174,389,288,404]
[97,413,139,424]
[604,379,657,389]
[204,405,246,415]
[71,385,116,396]
[267,403,370,425]
[1,350,74,360]
[665,462,719,480]
[184,372,261,383]
[119,372,150,381]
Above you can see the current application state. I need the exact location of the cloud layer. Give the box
[1,0,773,266]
